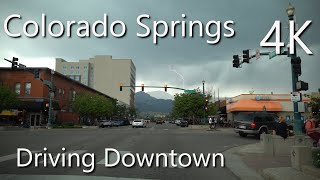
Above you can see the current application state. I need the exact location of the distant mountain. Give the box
[147,91,174,100]
[135,91,173,114]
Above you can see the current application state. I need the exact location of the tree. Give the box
[310,95,320,118]
[172,92,204,120]
[72,93,115,124]
[0,84,20,113]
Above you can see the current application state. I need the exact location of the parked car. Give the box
[234,112,278,138]
[132,119,146,128]
[112,120,121,127]
[117,119,131,126]
[175,119,181,126]
[156,120,163,124]
[99,120,114,128]
[180,120,189,127]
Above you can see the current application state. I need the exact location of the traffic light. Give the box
[233,55,240,68]
[242,50,250,63]
[296,81,308,91]
[291,56,301,76]
[204,97,209,110]
[11,57,18,69]
[34,69,40,79]
[164,84,167,92]
[141,84,144,91]
[120,83,123,91]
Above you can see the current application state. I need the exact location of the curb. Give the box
[224,143,264,180]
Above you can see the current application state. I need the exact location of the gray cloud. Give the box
[0,0,319,97]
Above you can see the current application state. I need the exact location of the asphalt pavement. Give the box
[0,123,258,180]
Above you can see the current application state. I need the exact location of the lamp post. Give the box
[48,70,55,129]
[202,80,206,123]
[287,3,302,135]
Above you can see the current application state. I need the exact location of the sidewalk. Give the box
[224,142,320,180]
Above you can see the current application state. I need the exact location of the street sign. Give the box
[256,49,260,60]
[184,90,196,93]
[291,92,301,102]
[269,51,277,59]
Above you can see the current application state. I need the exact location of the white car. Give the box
[132,119,146,128]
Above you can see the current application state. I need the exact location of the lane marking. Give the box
[0,151,40,163]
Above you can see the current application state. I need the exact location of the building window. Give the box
[25,83,31,95]
[75,76,80,81]
[63,66,67,69]
[76,66,79,69]
[15,83,21,95]
[70,71,74,74]
[84,66,87,69]
[76,71,80,74]
[70,66,74,69]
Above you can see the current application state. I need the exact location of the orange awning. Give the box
[227,99,282,113]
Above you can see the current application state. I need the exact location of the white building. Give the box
[55,55,136,107]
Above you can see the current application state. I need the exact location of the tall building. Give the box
[55,55,136,107]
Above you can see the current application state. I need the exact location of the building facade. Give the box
[0,68,115,127]
[55,55,136,107]
[226,94,311,125]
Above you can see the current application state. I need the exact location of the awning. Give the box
[227,99,282,113]
[0,110,18,116]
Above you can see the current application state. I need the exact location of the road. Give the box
[0,123,258,180]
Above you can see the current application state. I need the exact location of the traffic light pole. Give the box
[289,14,302,135]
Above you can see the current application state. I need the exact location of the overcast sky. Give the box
[0,0,319,98]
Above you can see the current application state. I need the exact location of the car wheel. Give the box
[239,132,248,137]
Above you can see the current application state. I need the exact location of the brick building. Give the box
[0,68,115,127]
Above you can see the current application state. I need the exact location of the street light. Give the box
[286,3,295,17]
[286,3,302,135]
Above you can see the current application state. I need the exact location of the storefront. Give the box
[226,94,311,125]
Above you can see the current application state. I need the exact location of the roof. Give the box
[227,99,282,113]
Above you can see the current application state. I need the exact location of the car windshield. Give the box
[134,120,141,122]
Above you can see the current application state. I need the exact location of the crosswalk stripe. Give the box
[97,151,130,165]
[39,150,87,164]
[0,151,40,163]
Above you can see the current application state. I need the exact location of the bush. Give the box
[312,148,320,168]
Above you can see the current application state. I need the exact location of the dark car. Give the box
[117,119,130,126]
[156,120,163,124]
[180,120,189,127]
[234,112,278,138]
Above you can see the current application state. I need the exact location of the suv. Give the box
[234,112,278,138]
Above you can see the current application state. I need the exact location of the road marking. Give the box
[0,151,40,163]
[39,150,87,164]
[163,129,168,131]
[97,151,130,165]
[0,174,156,180]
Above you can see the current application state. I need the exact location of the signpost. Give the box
[184,89,196,93]
[269,50,277,59]
[291,92,301,102]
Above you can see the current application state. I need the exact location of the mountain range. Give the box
[135,91,173,114]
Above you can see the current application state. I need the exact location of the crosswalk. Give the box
[0,150,185,168]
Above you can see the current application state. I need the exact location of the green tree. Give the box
[310,95,320,119]
[172,92,204,120]
[0,84,20,113]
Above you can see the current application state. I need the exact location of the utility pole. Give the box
[202,80,205,123]
[287,4,302,135]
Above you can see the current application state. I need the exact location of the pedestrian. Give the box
[305,117,320,147]
[273,116,288,139]
[213,116,218,129]
[208,117,213,129]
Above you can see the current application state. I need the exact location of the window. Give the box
[76,71,80,74]
[76,66,79,69]
[70,71,74,74]
[25,83,31,95]
[84,66,87,69]
[63,66,67,69]
[15,83,21,94]
[254,116,263,122]
[70,66,74,69]
[75,76,80,81]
